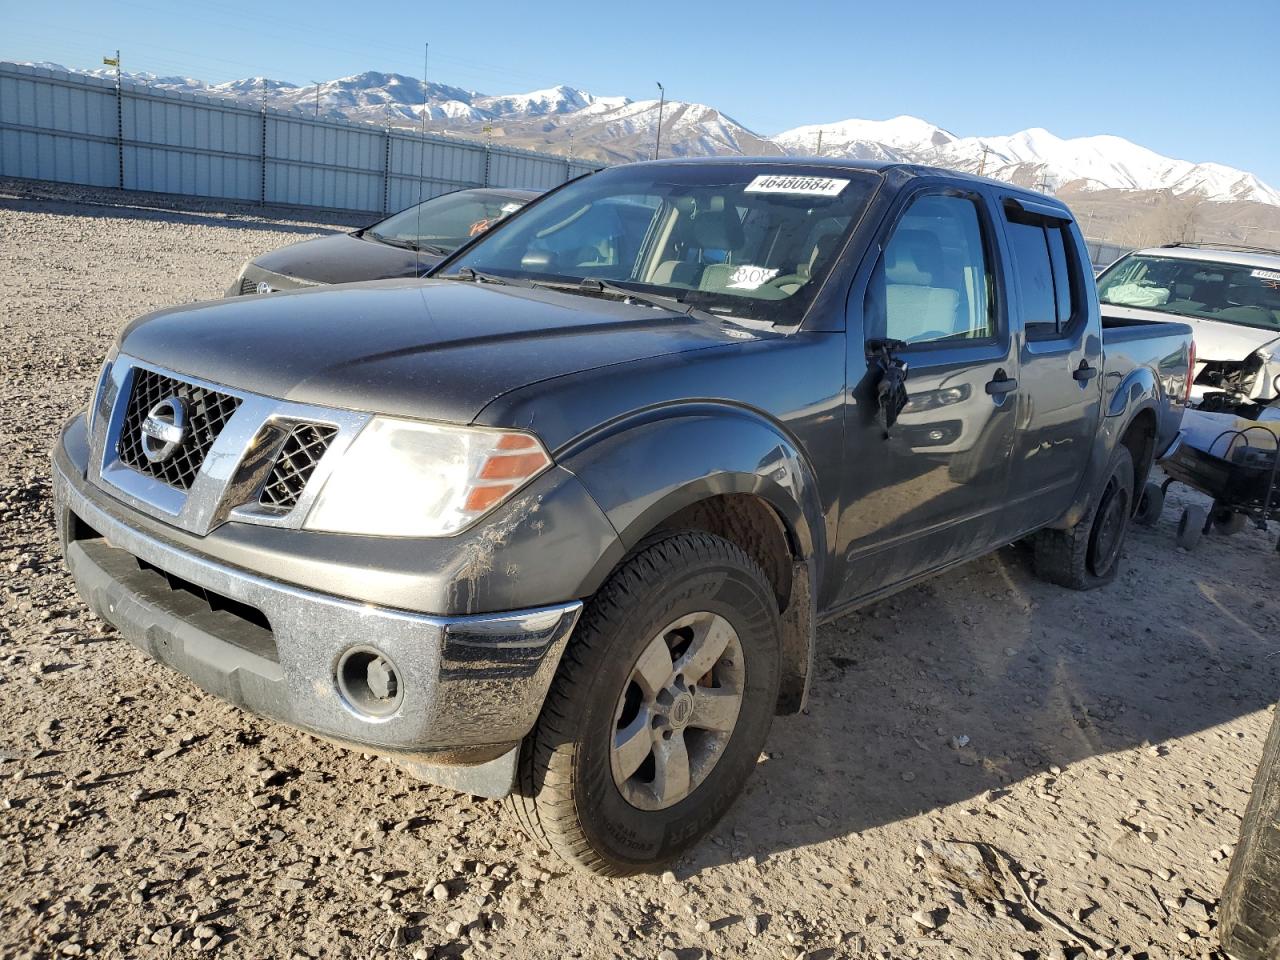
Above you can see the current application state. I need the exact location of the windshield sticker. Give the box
[726,265,781,290]
[499,203,521,214]
[744,175,849,197]
[1250,268,1280,282]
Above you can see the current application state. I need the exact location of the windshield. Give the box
[366,191,527,253]
[1098,253,1280,333]
[439,164,880,324]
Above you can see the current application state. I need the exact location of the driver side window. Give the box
[866,194,995,345]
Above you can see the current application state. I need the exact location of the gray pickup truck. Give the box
[53,158,1193,876]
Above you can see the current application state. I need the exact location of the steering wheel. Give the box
[762,273,806,291]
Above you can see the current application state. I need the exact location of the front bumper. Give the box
[54,426,582,792]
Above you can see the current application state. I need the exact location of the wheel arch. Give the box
[1118,406,1158,510]
[562,406,828,715]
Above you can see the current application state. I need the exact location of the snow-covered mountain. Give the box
[15,61,1278,206]
[775,116,1280,206]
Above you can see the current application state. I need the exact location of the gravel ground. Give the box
[2,179,1279,960]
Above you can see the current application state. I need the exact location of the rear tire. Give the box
[1033,446,1134,590]
[1219,706,1280,960]
[1134,481,1165,527]
[507,532,781,876]
[1177,505,1208,550]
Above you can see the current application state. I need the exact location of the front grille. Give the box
[238,276,257,295]
[259,422,338,511]
[118,368,242,490]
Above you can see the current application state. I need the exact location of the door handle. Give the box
[1073,360,1099,382]
[985,369,1018,396]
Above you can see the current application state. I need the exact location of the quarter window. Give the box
[866,194,995,345]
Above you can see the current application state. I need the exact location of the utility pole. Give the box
[312,80,322,119]
[977,143,991,177]
[103,50,123,188]
[815,130,823,157]
[414,42,430,274]
[653,81,665,160]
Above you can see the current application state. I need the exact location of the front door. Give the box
[836,186,1020,605]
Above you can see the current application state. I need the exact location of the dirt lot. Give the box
[1,178,1278,960]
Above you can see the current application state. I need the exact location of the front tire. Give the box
[1033,445,1135,590]
[508,532,781,875]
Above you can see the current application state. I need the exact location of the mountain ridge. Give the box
[13,61,1278,207]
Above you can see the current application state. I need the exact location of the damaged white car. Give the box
[1098,243,1280,416]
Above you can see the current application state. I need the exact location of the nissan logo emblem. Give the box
[140,396,188,463]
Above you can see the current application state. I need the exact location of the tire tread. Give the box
[506,531,773,876]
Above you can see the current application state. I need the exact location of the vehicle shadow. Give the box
[683,511,1280,871]
[0,194,367,236]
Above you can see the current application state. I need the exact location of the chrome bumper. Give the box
[53,447,581,794]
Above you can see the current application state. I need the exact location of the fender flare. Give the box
[1051,372,1163,531]
[1106,366,1159,419]
[559,402,828,713]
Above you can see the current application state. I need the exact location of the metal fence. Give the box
[0,61,598,214]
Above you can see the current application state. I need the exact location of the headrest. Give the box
[1236,283,1277,308]
[886,229,944,285]
[690,197,744,252]
[800,227,843,279]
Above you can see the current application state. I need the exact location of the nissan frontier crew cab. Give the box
[53,158,1194,876]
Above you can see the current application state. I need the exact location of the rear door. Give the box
[998,199,1103,532]
[836,184,1020,604]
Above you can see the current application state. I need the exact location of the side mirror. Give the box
[868,339,909,436]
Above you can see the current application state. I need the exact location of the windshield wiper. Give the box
[442,267,532,287]
[365,232,419,251]
[541,278,719,322]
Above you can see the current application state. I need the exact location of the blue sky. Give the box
[5,0,1278,185]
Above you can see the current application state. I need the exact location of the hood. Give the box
[118,279,757,423]
[251,232,443,284]
[1104,304,1277,361]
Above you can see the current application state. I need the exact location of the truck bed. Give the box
[1101,312,1194,457]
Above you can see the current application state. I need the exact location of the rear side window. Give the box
[1005,204,1081,341]
[865,193,995,345]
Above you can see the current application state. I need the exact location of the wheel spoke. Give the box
[651,731,691,804]
[612,711,654,781]
[674,615,735,681]
[688,686,740,733]
[631,638,674,698]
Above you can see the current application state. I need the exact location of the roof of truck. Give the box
[630,155,1074,217]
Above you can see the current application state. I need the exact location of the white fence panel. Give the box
[488,148,572,191]
[124,87,261,199]
[0,64,118,186]
[386,132,485,211]
[0,61,602,213]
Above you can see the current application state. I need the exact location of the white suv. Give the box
[1097,243,1280,410]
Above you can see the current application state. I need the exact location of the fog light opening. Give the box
[336,646,404,718]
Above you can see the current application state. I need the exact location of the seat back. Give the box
[883,229,961,342]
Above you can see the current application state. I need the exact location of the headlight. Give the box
[86,346,119,436]
[304,417,552,537]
